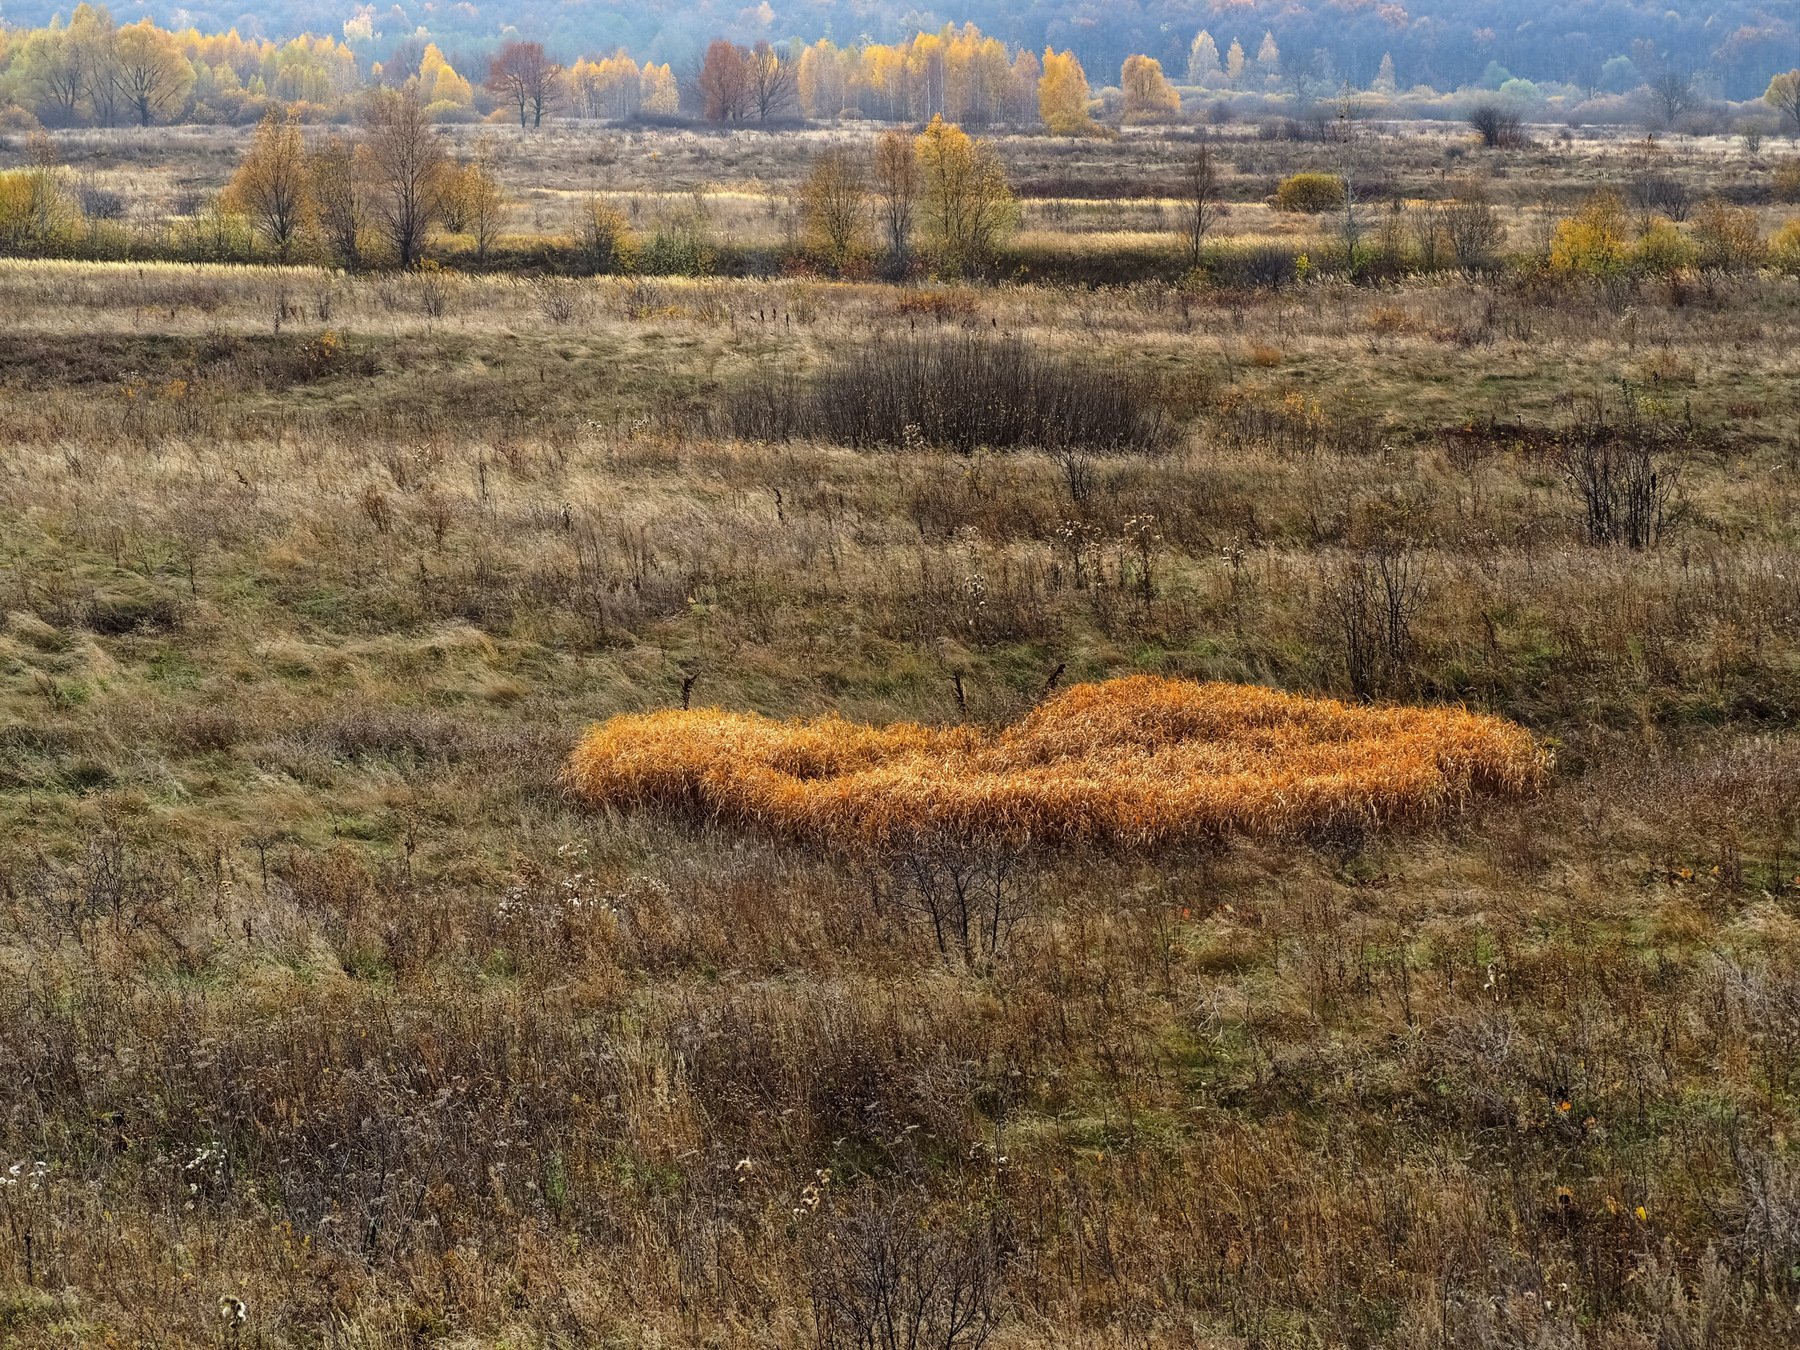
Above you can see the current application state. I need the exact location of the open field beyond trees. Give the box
[3,119,1800,1348]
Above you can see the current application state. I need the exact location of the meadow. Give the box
[3,119,1800,1347]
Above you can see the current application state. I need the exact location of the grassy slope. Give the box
[1,229,1799,1342]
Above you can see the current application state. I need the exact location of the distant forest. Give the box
[3,0,1796,101]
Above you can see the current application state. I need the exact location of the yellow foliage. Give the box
[915,115,1016,274]
[1120,54,1180,123]
[565,676,1546,851]
[1632,217,1695,277]
[1772,219,1800,274]
[1550,192,1630,277]
[1274,173,1346,213]
[642,63,679,116]
[419,44,473,106]
[1038,48,1097,136]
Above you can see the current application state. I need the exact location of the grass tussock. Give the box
[565,675,1546,849]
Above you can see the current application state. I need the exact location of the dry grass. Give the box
[3,119,1800,1344]
[567,675,1545,849]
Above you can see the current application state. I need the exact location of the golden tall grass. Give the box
[565,676,1547,849]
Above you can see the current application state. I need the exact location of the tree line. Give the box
[4,8,1799,134]
[2,0,1793,101]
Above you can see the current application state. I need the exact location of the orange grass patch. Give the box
[564,676,1547,851]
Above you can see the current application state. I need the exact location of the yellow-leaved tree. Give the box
[112,20,194,126]
[419,43,473,111]
[915,114,1015,275]
[1765,70,1800,137]
[225,108,310,260]
[641,63,679,115]
[1121,54,1180,123]
[1038,48,1097,135]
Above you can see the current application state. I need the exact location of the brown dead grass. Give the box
[566,675,1546,849]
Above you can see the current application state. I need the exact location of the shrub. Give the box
[1205,240,1304,288]
[1550,191,1631,278]
[1625,139,1693,222]
[1633,217,1696,277]
[1274,172,1347,213]
[1555,389,1687,549]
[1441,189,1505,272]
[77,182,128,221]
[1771,219,1800,274]
[575,197,636,275]
[728,333,1168,455]
[1773,160,1800,205]
[564,675,1547,852]
[640,191,716,276]
[1466,103,1525,148]
[1690,199,1764,272]
[808,1191,1001,1347]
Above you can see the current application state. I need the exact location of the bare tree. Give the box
[487,41,560,128]
[802,147,869,271]
[1647,69,1697,130]
[361,87,448,269]
[309,136,365,269]
[1337,158,1365,276]
[871,129,920,272]
[746,41,796,121]
[1175,135,1220,270]
[1441,186,1504,273]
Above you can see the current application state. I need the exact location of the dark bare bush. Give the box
[1557,390,1688,549]
[729,335,1168,456]
[1319,543,1426,699]
[885,838,1035,969]
[809,1187,1002,1350]
[1205,241,1304,289]
[77,180,129,221]
[1626,149,1695,222]
[1,826,201,969]
[1467,104,1526,149]
[81,588,186,635]
[668,982,1003,1157]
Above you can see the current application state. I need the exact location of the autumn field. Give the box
[4,116,1800,1348]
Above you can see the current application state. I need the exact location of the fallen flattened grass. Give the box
[565,674,1547,850]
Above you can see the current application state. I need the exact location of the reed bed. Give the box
[565,676,1547,849]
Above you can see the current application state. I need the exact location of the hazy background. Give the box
[2,0,1793,102]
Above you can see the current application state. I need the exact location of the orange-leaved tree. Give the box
[487,40,561,128]
[226,109,310,261]
[697,39,751,121]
